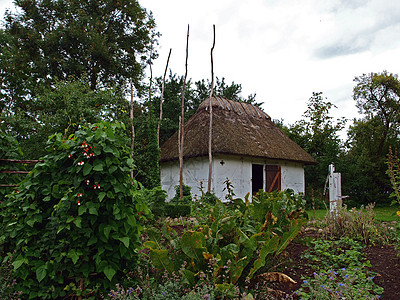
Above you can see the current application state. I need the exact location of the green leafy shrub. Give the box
[0,131,24,197]
[0,122,149,299]
[141,187,167,217]
[164,204,191,218]
[170,184,192,205]
[387,146,400,205]
[297,268,382,299]
[201,192,218,205]
[299,237,383,299]
[144,190,307,291]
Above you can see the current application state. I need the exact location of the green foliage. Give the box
[342,71,400,205]
[2,78,129,159]
[0,255,19,299]
[297,268,382,299]
[108,277,217,299]
[144,190,307,288]
[201,192,218,205]
[171,184,192,205]
[343,117,397,205]
[0,0,157,103]
[0,121,149,298]
[141,187,167,217]
[284,92,345,204]
[0,131,24,196]
[321,204,383,245]
[387,147,400,205]
[299,237,383,299]
[136,119,160,189]
[164,204,192,218]
[153,73,261,145]
[303,237,368,271]
[353,71,400,158]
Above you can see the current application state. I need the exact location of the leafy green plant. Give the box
[0,122,149,298]
[299,237,383,299]
[141,186,167,217]
[0,131,24,198]
[164,204,191,218]
[302,238,369,271]
[297,268,382,299]
[170,184,192,205]
[144,190,307,291]
[0,255,20,299]
[387,146,400,205]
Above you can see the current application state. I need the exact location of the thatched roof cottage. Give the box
[160,97,317,200]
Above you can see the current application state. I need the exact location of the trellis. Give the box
[0,159,42,187]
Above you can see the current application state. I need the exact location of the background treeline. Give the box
[0,0,399,207]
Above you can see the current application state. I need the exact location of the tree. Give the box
[340,71,400,205]
[0,0,157,110]
[341,117,396,204]
[1,77,128,159]
[194,77,260,106]
[285,92,345,203]
[152,73,261,145]
[353,71,400,157]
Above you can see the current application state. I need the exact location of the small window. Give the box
[265,165,281,192]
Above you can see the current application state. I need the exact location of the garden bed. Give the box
[262,228,400,299]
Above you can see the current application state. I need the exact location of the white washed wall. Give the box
[160,155,306,201]
[281,162,305,194]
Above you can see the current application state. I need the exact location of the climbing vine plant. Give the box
[0,121,149,299]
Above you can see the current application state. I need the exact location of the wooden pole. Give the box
[148,47,153,119]
[208,25,215,193]
[157,48,172,145]
[130,78,135,179]
[179,25,189,199]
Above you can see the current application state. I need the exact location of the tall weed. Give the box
[321,204,382,245]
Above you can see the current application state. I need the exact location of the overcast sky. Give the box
[1,0,400,134]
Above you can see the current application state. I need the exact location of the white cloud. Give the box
[1,0,400,133]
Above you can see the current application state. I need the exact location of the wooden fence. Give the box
[0,159,42,187]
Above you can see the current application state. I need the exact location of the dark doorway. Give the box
[265,165,281,192]
[252,164,264,195]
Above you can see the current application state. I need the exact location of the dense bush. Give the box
[0,131,24,197]
[170,184,192,205]
[387,146,400,205]
[0,122,149,298]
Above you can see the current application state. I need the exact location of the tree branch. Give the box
[157,48,172,145]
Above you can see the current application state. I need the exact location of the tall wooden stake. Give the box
[148,47,153,119]
[130,78,135,179]
[157,48,172,145]
[208,25,215,193]
[179,25,189,199]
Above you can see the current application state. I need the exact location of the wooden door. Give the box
[265,165,281,192]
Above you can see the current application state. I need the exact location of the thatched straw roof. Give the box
[160,97,317,165]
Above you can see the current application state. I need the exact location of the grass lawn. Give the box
[306,205,400,222]
[374,206,400,222]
